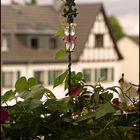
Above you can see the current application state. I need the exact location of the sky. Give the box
[1,0,139,35]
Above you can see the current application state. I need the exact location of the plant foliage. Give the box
[1,74,139,140]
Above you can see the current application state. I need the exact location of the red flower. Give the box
[112,98,120,106]
[0,108,9,123]
[65,84,81,96]
[63,35,77,43]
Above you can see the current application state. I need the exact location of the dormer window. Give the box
[95,34,103,47]
[49,37,56,49]
[30,38,38,49]
[1,37,9,51]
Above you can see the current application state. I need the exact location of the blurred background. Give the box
[1,0,139,35]
[1,0,139,100]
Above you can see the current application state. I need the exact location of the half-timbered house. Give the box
[1,2,123,98]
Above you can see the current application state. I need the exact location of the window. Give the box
[2,72,13,88]
[49,37,56,49]
[2,71,20,88]
[95,34,103,47]
[100,68,108,81]
[48,70,62,85]
[95,68,108,82]
[17,71,20,79]
[31,38,38,49]
[34,71,44,84]
[94,68,114,82]
[83,69,92,83]
[1,37,8,51]
[110,68,114,81]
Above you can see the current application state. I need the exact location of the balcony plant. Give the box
[1,73,139,140]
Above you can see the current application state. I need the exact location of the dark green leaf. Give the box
[76,72,83,80]
[64,76,69,90]
[16,91,31,99]
[101,92,113,102]
[27,77,37,88]
[75,112,95,123]
[57,97,73,113]
[53,70,68,88]
[94,91,100,104]
[1,90,16,104]
[93,86,103,104]
[28,99,42,111]
[30,85,45,99]
[71,71,76,78]
[18,85,45,100]
[15,77,28,92]
[95,102,115,119]
[55,49,65,60]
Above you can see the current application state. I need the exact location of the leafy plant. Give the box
[1,74,139,140]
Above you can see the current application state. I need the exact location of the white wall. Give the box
[118,37,139,84]
[80,12,118,61]
[2,61,120,99]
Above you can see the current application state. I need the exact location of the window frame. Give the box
[83,69,92,83]
[2,71,20,88]
[49,37,57,49]
[48,70,62,85]
[94,68,114,82]
[95,34,104,48]
[1,36,9,51]
[34,71,45,84]
[30,37,39,49]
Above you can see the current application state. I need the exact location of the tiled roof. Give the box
[1,3,123,64]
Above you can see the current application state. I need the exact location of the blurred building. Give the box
[1,2,123,98]
[118,35,139,84]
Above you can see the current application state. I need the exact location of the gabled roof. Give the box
[1,3,123,64]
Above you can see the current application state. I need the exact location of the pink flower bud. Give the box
[1,108,9,123]
[65,84,81,96]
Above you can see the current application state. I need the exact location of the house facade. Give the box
[118,35,139,84]
[1,3,123,98]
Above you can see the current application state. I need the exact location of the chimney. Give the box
[53,0,64,11]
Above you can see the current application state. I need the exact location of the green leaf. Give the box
[76,72,83,80]
[94,91,100,104]
[95,102,115,119]
[53,70,68,88]
[54,28,64,36]
[45,88,56,99]
[71,71,76,78]
[64,76,69,90]
[75,112,95,123]
[1,90,16,104]
[44,99,58,112]
[18,85,45,100]
[57,97,73,113]
[16,91,31,99]
[101,92,113,102]
[27,77,37,88]
[55,49,65,60]
[93,86,103,104]
[15,77,28,92]
[30,85,45,99]
[28,99,42,111]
